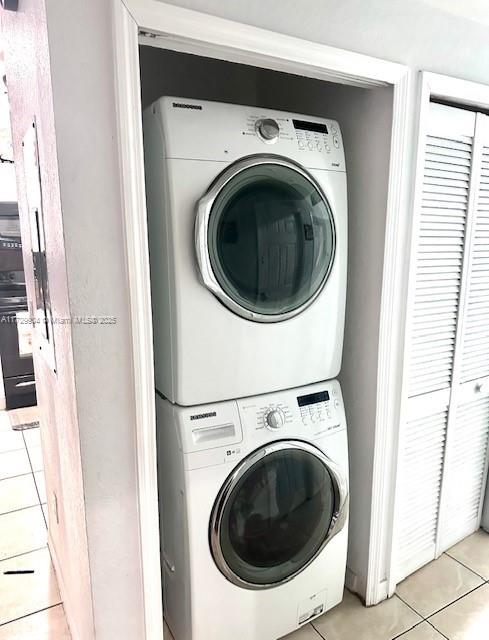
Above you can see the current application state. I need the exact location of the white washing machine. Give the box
[143,97,347,406]
[157,379,349,640]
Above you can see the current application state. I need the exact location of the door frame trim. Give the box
[113,5,164,639]
[113,0,410,633]
[388,71,489,596]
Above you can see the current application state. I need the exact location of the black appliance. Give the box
[0,202,36,409]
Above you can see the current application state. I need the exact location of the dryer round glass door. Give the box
[209,441,348,589]
[196,156,336,322]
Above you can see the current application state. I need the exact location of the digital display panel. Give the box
[293,119,328,134]
[297,391,330,407]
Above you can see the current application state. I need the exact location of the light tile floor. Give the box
[162,530,489,640]
[0,407,70,638]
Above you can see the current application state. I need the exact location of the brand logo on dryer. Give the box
[172,102,202,110]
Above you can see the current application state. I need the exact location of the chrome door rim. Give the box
[195,154,337,323]
[209,439,349,590]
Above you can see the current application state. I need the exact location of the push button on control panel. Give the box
[294,121,338,157]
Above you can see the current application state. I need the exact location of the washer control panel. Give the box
[172,380,345,470]
[238,379,345,442]
[297,388,341,426]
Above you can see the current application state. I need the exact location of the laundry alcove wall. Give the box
[139,44,394,598]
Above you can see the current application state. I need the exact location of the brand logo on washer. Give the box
[172,102,202,110]
[190,411,217,421]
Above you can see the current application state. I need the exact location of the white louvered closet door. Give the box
[437,113,489,551]
[395,103,489,582]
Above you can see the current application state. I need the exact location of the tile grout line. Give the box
[444,550,487,581]
[423,582,486,631]
[388,591,451,640]
[424,617,450,640]
[393,594,451,639]
[391,619,427,640]
[392,592,425,619]
[23,430,47,529]
[0,470,35,482]
[0,502,44,518]
[394,554,489,626]
[0,602,62,628]
[30,468,44,509]
[0,447,26,455]
[310,620,327,639]
[0,545,48,565]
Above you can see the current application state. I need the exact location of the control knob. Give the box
[255,118,280,143]
[265,408,286,430]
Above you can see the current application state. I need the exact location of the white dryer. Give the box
[157,379,349,640]
[143,97,347,405]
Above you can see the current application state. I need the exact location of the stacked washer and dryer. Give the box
[143,97,349,640]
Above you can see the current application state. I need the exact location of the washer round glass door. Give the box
[196,156,336,322]
[209,441,348,589]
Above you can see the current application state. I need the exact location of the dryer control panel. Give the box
[153,96,346,171]
[241,112,344,165]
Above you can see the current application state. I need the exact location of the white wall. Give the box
[140,46,259,108]
[2,2,94,638]
[4,1,146,638]
[43,1,146,637]
[157,0,489,86]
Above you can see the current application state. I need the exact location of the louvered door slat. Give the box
[396,407,449,579]
[438,395,489,549]
[407,127,471,398]
[461,146,489,383]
